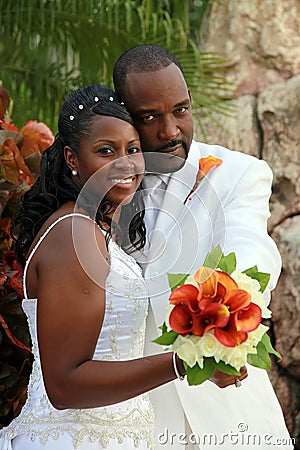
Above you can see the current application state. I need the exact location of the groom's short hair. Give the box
[113,44,184,99]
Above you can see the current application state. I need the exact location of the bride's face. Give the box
[74,115,144,208]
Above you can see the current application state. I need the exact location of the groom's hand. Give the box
[209,365,248,388]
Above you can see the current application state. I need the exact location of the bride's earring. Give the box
[71,169,78,176]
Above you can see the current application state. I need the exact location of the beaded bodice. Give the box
[0,214,154,449]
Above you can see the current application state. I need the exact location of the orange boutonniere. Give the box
[184,155,223,204]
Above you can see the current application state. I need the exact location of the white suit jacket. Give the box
[140,141,293,449]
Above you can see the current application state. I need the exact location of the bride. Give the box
[0,84,242,450]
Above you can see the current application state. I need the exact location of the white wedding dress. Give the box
[0,214,155,450]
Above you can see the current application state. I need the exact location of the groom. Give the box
[113,45,293,449]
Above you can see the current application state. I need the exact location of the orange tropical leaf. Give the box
[0,217,11,235]
[4,138,34,184]
[0,144,19,185]
[0,272,8,286]
[0,121,19,132]
[9,272,24,298]
[21,120,54,152]
[19,134,39,158]
[0,314,31,352]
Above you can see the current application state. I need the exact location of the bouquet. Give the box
[154,246,281,385]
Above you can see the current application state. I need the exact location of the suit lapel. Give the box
[147,143,200,260]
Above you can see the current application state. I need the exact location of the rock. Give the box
[198,1,300,444]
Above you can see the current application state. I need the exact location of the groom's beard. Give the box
[143,141,189,174]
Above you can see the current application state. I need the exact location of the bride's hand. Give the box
[209,365,248,388]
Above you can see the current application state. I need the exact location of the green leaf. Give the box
[0,362,10,379]
[152,330,179,346]
[261,333,282,360]
[203,245,223,269]
[159,322,168,334]
[215,360,241,376]
[243,267,270,292]
[167,273,189,291]
[247,341,271,370]
[243,265,258,277]
[218,252,236,274]
[0,366,19,388]
[252,272,270,293]
[186,357,216,386]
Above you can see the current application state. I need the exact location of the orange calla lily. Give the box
[222,288,251,313]
[183,155,223,204]
[169,303,195,336]
[169,302,230,337]
[192,267,262,346]
[234,303,262,332]
[214,319,248,347]
[215,271,239,295]
[197,303,230,335]
[194,266,218,297]
[195,267,238,308]
[170,284,200,313]
[168,266,262,346]
[199,155,223,177]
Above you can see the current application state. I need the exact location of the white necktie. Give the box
[143,174,166,234]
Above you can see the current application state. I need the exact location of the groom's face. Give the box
[121,63,194,173]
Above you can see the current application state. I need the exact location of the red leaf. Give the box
[0,314,31,352]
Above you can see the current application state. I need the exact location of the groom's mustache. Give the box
[152,139,187,153]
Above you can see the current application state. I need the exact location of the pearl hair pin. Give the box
[69,96,118,121]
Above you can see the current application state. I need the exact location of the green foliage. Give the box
[202,245,270,292]
[153,328,179,345]
[0,116,49,427]
[217,252,236,275]
[0,297,33,427]
[203,244,224,270]
[185,358,240,386]
[247,333,281,370]
[243,266,270,293]
[0,213,33,426]
[202,244,237,274]
[0,0,232,133]
[185,358,215,385]
[167,273,189,291]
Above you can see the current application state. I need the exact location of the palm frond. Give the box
[0,0,232,136]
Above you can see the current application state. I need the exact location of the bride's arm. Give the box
[35,216,181,410]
